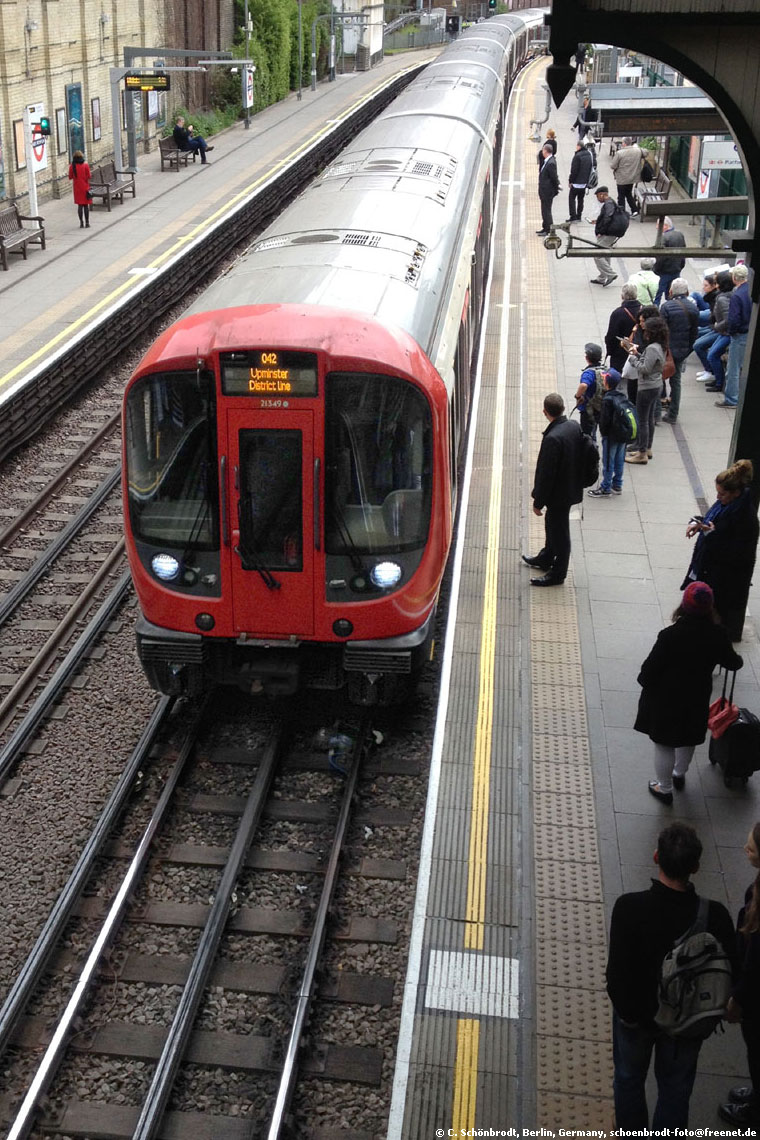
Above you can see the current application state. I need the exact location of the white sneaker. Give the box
[696,372,715,383]
[695,371,708,379]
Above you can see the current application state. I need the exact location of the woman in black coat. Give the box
[718,820,760,1127]
[683,459,759,641]
[635,581,742,803]
[604,283,641,371]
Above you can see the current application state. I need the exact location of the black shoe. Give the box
[602,275,618,287]
[530,574,565,587]
[648,780,673,805]
[206,146,215,152]
[718,1102,758,1127]
[705,384,721,392]
[672,775,685,790]
[729,1086,754,1105]
[522,554,551,570]
[662,415,677,424]
[536,230,549,236]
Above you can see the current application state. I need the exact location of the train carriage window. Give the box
[237,430,303,571]
[325,374,432,555]
[125,371,219,551]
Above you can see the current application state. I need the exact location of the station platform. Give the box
[0,48,438,393]
[389,56,760,1135]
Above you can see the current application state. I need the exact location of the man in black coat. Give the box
[537,144,559,236]
[522,392,585,586]
[567,141,594,222]
[660,278,699,424]
[607,823,736,1128]
[653,218,686,303]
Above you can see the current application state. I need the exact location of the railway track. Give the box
[0,695,419,1138]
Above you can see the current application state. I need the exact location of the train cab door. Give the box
[227,410,315,637]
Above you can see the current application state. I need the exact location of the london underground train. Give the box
[122,12,545,704]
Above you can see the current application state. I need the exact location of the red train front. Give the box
[123,305,451,703]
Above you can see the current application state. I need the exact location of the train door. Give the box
[226,410,315,636]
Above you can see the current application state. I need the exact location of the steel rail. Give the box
[266,718,370,1140]
[0,409,121,551]
[0,565,130,784]
[6,698,205,1140]
[0,465,120,628]
[132,722,285,1140]
[0,694,173,1061]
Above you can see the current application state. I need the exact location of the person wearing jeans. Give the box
[718,264,751,407]
[700,271,734,390]
[624,316,668,463]
[588,369,628,496]
[607,823,737,1128]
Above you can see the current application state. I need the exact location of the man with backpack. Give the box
[574,342,604,439]
[591,185,629,287]
[587,368,637,496]
[606,823,736,1128]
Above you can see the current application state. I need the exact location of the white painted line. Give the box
[426,949,519,1019]
[127,267,159,276]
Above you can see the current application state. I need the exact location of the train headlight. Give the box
[151,553,180,582]
[370,561,402,589]
[333,619,353,637]
[195,613,215,631]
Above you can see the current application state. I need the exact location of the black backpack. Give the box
[606,202,630,237]
[580,432,600,487]
[641,156,655,183]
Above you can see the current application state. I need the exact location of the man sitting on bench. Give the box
[172,116,213,165]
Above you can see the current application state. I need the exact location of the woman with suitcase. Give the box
[635,581,743,804]
[683,459,759,642]
[718,821,760,1128]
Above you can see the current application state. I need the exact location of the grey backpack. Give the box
[654,897,732,1039]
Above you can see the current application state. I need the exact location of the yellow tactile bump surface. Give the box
[534,860,603,903]
[532,659,585,688]
[536,898,608,946]
[534,823,600,863]
[537,938,608,990]
[537,1037,615,1096]
[537,985,611,1041]
[533,762,593,795]
[531,706,589,738]
[534,791,597,830]
[538,1093,615,1131]
[532,734,591,765]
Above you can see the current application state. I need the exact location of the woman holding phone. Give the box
[682,460,759,641]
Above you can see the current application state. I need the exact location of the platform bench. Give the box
[159,137,197,171]
[639,170,672,219]
[0,205,46,271]
[89,161,137,211]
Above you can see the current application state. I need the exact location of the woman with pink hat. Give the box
[635,582,743,803]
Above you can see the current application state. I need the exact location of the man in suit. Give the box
[537,144,560,237]
[522,392,585,586]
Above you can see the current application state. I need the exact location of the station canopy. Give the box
[589,84,728,136]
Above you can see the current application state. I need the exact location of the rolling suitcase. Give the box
[708,671,760,785]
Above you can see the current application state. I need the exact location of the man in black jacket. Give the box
[607,823,736,1129]
[660,278,699,424]
[653,217,686,303]
[537,144,560,236]
[567,141,593,222]
[172,116,214,165]
[522,392,584,586]
[590,186,620,287]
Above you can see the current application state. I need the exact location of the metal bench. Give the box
[0,204,46,271]
[159,137,197,171]
[89,160,137,210]
[639,170,672,220]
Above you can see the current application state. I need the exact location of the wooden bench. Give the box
[639,170,672,219]
[159,136,197,171]
[0,205,46,271]
[89,160,137,211]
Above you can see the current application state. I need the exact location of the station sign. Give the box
[26,103,49,173]
[125,73,170,92]
[701,140,741,170]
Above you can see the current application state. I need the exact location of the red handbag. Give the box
[662,348,676,380]
[708,670,739,739]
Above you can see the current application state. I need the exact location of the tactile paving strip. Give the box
[537,985,611,1041]
[532,762,593,795]
[536,938,608,991]
[534,792,597,829]
[534,823,600,863]
[537,1037,614,1097]
[535,859,603,903]
[538,1092,615,1130]
[532,732,591,765]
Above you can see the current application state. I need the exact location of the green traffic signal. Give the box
[38,116,51,135]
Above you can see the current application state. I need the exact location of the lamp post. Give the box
[244,0,251,128]
[298,0,303,101]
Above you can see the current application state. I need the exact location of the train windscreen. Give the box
[325,373,432,555]
[125,371,219,551]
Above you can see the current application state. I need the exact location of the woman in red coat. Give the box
[68,150,91,229]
